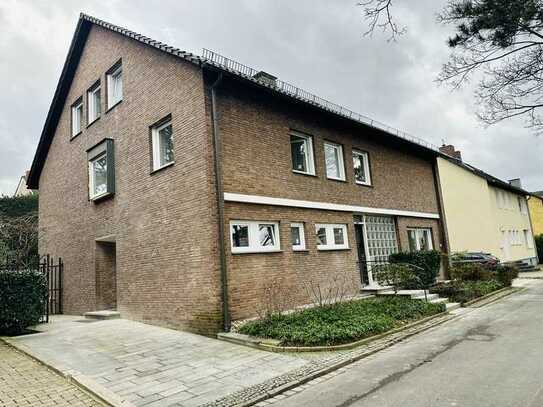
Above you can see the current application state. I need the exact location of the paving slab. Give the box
[6,316,308,406]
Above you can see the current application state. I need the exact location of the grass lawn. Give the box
[237,296,445,347]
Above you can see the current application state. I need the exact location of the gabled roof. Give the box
[532,191,543,198]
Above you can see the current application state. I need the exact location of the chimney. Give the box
[508,178,522,188]
[253,71,277,87]
[439,144,462,161]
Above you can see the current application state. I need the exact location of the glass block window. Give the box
[364,215,398,263]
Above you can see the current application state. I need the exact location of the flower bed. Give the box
[237,296,445,347]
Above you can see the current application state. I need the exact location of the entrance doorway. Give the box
[355,224,369,286]
[95,241,117,310]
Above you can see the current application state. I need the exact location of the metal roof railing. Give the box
[201,48,440,153]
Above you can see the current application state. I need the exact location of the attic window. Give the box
[71,97,83,138]
[107,61,123,109]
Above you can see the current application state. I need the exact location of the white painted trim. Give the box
[224,192,440,219]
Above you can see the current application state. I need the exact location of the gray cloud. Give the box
[0,0,541,195]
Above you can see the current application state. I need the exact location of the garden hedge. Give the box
[389,250,442,288]
[0,270,47,335]
[0,195,38,218]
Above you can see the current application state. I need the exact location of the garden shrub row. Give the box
[0,270,47,335]
[238,296,445,347]
[389,250,442,288]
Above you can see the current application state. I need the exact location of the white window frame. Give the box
[230,220,281,254]
[290,131,315,176]
[352,150,371,186]
[315,223,349,250]
[151,119,174,171]
[107,64,123,109]
[290,223,306,251]
[88,152,108,200]
[407,228,433,252]
[324,141,345,181]
[71,100,82,137]
[524,229,534,248]
[87,85,101,124]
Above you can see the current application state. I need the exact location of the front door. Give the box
[355,224,369,286]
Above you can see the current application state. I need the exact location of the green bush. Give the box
[535,234,543,264]
[0,270,47,335]
[450,263,493,282]
[238,296,445,346]
[0,195,38,218]
[495,265,519,287]
[430,280,502,304]
[389,250,442,288]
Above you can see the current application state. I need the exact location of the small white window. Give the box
[71,99,83,137]
[152,119,174,170]
[518,197,528,215]
[88,139,114,201]
[315,224,349,250]
[230,221,280,253]
[352,150,371,186]
[107,63,123,108]
[290,132,315,175]
[87,84,101,123]
[324,142,345,181]
[407,228,433,252]
[290,223,306,251]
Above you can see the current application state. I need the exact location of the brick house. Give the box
[28,14,448,334]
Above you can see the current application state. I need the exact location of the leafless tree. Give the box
[0,214,39,268]
[358,0,406,41]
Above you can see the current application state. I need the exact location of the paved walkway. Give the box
[6,316,307,406]
[0,341,104,406]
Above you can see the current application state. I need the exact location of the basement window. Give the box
[230,221,280,254]
[87,139,115,201]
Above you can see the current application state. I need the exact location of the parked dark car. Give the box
[451,252,500,269]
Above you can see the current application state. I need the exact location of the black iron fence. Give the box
[0,254,63,322]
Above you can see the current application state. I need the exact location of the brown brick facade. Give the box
[37,20,445,333]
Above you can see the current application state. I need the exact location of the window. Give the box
[407,228,433,252]
[315,224,349,250]
[524,230,534,248]
[290,132,315,175]
[324,142,345,181]
[87,82,101,124]
[230,221,280,253]
[290,223,306,251]
[352,150,371,186]
[509,230,522,245]
[107,61,123,109]
[518,197,528,214]
[87,139,115,201]
[151,118,174,170]
[71,98,83,137]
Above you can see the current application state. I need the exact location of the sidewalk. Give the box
[0,341,105,406]
[4,316,308,407]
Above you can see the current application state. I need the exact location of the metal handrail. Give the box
[201,49,441,153]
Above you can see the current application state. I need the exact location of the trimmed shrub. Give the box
[389,250,442,288]
[430,280,502,304]
[535,234,543,264]
[495,264,519,287]
[238,296,445,346]
[0,270,47,335]
[450,263,493,282]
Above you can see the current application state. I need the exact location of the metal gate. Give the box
[39,255,63,322]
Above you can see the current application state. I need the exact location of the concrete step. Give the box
[429,297,449,304]
[412,293,439,301]
[84,310,120,320]
[360,286,393,294]
[445,302,461,311]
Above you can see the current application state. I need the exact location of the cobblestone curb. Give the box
[0,336,133,407]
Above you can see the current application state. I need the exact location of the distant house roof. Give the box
[26,13,531,199]
[532,191,543,198]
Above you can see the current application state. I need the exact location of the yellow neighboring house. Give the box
[437,145,538,266]
[528,192,543,237]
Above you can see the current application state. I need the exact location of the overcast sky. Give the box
[1,0,541,196]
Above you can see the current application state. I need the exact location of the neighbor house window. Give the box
[290,132,315,175]
[352,150,371,186]
[315,224,349,250]
[230,221,280,253]
[407,228,433,252]
[87,82,101,124]
[107,61,123,109]
[290,223,306,251]
[518,197,528,214]
[524,230,534,248]
[71,98,83,137]
[151,117,174,171]
[87,139,115,201]
[324,141,345,181]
